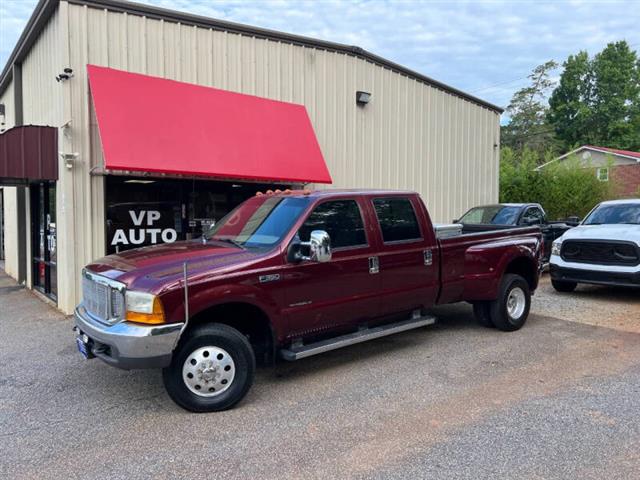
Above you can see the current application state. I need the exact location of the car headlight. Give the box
[551,241,562,257]
[125,291,165,324]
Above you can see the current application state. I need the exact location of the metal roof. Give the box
[0,0,503,113]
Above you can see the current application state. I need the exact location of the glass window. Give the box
[583,203,640,225]
[459,205,521,225]
[521,207,544,225]
[298,200,367,249]
[597,167,609,182]
[373,198,421,243]
[207,196,310,249]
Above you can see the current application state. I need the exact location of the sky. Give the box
[1,0,639,116]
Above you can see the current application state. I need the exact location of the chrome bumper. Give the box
[74,305,184,370]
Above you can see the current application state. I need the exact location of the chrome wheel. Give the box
[506,287,526,320]
[182,346,236,397]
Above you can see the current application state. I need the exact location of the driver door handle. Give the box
[368,256,379,274]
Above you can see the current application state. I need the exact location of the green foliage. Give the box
[499,147,611,220]
[548,41,640,151]
[501,60,559,158]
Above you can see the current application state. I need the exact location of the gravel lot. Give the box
[534,273,640,333]
[1,269,639,480]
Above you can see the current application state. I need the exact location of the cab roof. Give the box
[257,188,417,199]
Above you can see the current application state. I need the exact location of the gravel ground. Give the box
[1,269,639,479]
[533,273,640,333]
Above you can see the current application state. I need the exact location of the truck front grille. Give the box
[561,240,640,266]
[82,272,125,324]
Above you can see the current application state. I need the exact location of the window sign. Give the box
[105,176,292,255]
[111,209,178,249]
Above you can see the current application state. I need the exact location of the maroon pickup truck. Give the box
[74,189,543,412]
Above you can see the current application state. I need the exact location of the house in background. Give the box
[537,145,640,198]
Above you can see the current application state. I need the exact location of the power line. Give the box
[469,76,530,94]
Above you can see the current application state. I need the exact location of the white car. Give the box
[550,199,640,291]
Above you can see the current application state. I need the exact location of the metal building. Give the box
[0,0,502,314]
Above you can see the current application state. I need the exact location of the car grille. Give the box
[82,273,125,324]
[561,240,640,266]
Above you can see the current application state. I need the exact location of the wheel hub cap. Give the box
[506,287,526,320]
[182,346,235,397]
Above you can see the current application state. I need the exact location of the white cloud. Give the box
[1,0,639,111]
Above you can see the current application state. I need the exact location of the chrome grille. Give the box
[82,271,125,324]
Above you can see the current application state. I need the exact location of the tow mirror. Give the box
[287,230,332,263]
[308,230,332,263]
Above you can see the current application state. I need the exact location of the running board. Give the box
[279,314,436,361]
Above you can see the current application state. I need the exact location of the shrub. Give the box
[499,147,611,220]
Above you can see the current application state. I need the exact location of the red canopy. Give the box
[87,65,331,184]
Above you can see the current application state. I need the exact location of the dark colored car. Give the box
[74,190,543,412]
[455,203,573,262]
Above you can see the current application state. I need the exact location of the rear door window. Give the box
[372,197,422,243]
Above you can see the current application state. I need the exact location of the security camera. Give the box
[56,68,74,82]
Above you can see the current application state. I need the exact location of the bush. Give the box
[499,147,611,220]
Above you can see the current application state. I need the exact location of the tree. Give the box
[499,146,611,220]
[548,41,640,151]
[501,60,559,158]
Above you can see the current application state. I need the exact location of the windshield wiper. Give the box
[216,238,245,249]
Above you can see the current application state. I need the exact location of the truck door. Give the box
[280,198,381,339]
[370,196,439,318]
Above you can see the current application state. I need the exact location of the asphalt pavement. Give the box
[1,270,639,479]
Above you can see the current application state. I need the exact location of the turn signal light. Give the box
[126,296,166,325]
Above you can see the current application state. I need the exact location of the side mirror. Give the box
[452,218,459,224]
[287,230,332,263]
[308,230,332,263]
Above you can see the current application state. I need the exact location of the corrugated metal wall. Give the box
[0,83,18,280]
[68,3,499,227]
[4,1,500,313]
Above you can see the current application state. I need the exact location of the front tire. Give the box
[163,323,255,412]
[551,279,577,293]
[490,274,531,332]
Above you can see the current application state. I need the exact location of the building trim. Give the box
[0,0,503,114]
[536,145,640,171]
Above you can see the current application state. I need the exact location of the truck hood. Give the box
[86,240,269,290]
[559,224,640,246]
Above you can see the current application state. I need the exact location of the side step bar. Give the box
[279,314,436,361]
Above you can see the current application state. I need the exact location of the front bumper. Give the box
[550,264,640,288]
[74,305,184,369]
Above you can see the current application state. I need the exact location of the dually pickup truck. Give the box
[74,189,543,412]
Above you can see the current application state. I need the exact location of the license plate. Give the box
[76,335,91,359]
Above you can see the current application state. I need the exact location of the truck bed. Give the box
[436,226,542,304]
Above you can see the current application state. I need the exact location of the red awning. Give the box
[0,126,58,185]
[87,65,332,184]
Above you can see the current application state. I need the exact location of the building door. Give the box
[31,182,57,301]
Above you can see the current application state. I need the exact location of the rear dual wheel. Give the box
[473,274,531,332]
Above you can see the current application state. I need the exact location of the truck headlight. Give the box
[551,241,562,257]
[125,291,165,324]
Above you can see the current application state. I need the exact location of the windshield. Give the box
[582,203,640,225]
[459,205,521,225]
[205,196,310,249]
